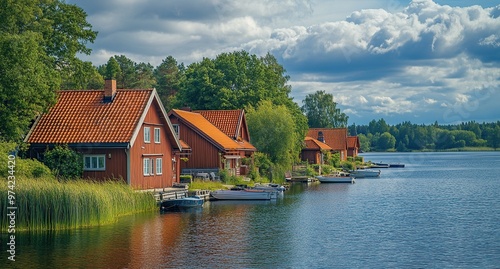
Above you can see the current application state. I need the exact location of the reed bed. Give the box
[1,177,157,232]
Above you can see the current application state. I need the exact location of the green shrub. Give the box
[219,169,229,182]
[43,145,83,179]
[189,180,225,191]
[180,174,192,183]
[306,165,317,177]
[16,158,53,178]
[321,164,336,175]
[0,142,53,178]
[340,160,355,170]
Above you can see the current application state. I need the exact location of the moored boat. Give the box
[252,183,286,192]
[210,189,276,200]
[316,175,355,183]
[160,196,204,211]
[372,161,405,168]
[371,162,390,168]
[349,169,381,178]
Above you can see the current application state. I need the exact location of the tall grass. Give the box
[0,177,157,232]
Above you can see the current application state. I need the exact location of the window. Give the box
[143,158,153,176]
[156,158,162,175]
[154,128,160,143]
[172,124,179,138]
[144,127,151,143]
[84,155,105,171]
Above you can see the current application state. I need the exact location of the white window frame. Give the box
[154,128,160,143]
[144,127,151,143]
[172,124,179,138]
[84,155,106,171]
[143,158,154,176]
[156,158,162,175]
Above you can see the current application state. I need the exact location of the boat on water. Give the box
[316,175,355,183]
[211,189,277,200]
[372,162,405,168]
[349,169,381,178]
[160,196,204,211]
[252,183,286,192]
[371,162,390,168]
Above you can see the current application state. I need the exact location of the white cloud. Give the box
[70,0,500,124]
[424,98,437,104]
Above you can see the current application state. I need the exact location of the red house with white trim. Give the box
[25,80,182,190]
[301,136,333,164]
[168,109,256,176]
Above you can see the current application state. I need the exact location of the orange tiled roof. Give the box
[26,90,152,144]
[348,136,360,149]
[196,110,242,138]
[307,128,348,151]
[171,109,256,151]
[304,136,333,150]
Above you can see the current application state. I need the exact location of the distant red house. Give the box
[168,109,257,176]
[301,136,333,164]
[307,128,348,161]
[25,80,182,190]
[347,136,360,158]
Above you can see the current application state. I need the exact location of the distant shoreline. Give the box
[361,147,499,153]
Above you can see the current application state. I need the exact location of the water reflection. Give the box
[3,152,499,268]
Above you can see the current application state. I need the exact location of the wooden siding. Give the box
[172,117,222,170]
[240,116,250,141]
[348,148,358,158]
[169,113,255,175]
[301,150,320,164]
[82,148,127,181]
[129,100,177,189]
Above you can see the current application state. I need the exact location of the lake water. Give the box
[2,152,500,268]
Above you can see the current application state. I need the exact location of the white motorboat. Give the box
[316,175,355,183]
[210,189,277,200]
[349,169,381,178]
[252,183,286,192]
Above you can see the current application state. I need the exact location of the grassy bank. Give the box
[1,177,157,232]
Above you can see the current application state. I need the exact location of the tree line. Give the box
[350,119,500,152]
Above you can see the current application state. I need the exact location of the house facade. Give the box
[25,80,182,190]
[301,136,333,164]
[307,128,349,161]
[168,109,256,176]
[347,136,361,158]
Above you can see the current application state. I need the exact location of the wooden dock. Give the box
[188,189,211,201]
[139,184,212,205]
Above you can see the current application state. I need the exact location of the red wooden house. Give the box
[25,80,182,190]
[168,109,257,176]
[347,136,361,158]
[300,136,333,164]
[307,128,349,161]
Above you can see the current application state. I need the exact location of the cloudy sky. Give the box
[68,0,500,125]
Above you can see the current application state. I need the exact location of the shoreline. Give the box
[361,147,499,153]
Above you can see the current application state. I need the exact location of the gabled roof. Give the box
[304,136,333,151]
[25,89,181,150]
[196,110,244,139]
[307,128,348,151]
[347,136,360,149]
[170,109,256,152]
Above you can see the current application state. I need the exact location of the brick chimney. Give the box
[104,79,116,103]
[318,131,325,143]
